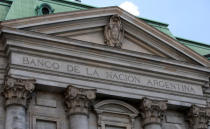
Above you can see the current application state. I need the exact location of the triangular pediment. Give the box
[53,26,164,56]
[1,7,209,67]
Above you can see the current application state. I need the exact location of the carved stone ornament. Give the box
[94,100,139,129]
[104,15,124,48]
[140,98,167,126]
[2,76,36,108]
[188,105,210,129]
[64,85,96,116]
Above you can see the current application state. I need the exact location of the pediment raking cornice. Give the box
[1,7,210,67]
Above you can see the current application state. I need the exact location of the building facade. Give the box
[0,1,210,129]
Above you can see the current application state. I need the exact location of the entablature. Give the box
[0,28,209,107]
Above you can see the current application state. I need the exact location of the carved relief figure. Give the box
[104,15,124,48]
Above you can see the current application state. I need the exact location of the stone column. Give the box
[188,105,210,129]
[2,76,36,129]
[140,98,167,129]
[64,85,96,129]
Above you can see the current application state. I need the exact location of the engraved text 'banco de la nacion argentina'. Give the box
[12,54,202,95]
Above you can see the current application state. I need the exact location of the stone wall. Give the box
[163,110,188,129]
[0,82,209,129]
[28,91,68,129]
[0,39,6,129]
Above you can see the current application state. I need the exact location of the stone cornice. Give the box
[1,7,209,67]
[64,85,96,116]
[188,105,210,129]
[140,98,167,126]
[2,76,36,108]
[1,26,210,74]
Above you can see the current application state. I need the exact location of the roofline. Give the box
[50,1,170,27]
[1,6,209,67]
[0,1,11,6]
[1,26,210,72]
[176,36,210,47]
[57,0,97,8]
[138,16,169,27]
[56,0,170,28]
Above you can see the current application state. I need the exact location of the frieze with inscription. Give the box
[11,54,203,96]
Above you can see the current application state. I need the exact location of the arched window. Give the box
[94,100,139,129]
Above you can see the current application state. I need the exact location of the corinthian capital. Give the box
[188,105,210,129]
[140,98,167,126]
[64,85,96,116]
[2,76,36,108]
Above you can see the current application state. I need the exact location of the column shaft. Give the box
[5,105,26,129]
[144,123,161,129]
[70,115,88,129]
[2,76,35,129]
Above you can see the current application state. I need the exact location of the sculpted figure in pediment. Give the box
[104,15,124,48]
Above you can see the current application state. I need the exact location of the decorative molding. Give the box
[188,105,210,129]
[94,99,139,115]
[94,100,138,129]
[36,3,55,16]
[104,15,124,48]
[1,7,209,66]
[30,113,62,129]
[64,85,96,116]
[140,98,167,126]
[2,76,36,108]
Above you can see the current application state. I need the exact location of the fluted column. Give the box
[2,76,36,129]
[188,105,210,129]
[64,85,96,129]
[140,98,167,129]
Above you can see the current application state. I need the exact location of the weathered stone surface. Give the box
[36,98,56,108]
[28,91,68,129]
[140,98,167,126]
[70,115,88,129]
[104,15,124,48]
[12,54,203,96]
[64,86,96,129]
[64,85,96,116]
[144,124,161,129]
[36,92,57,108]
[2,76,36,129]
[5,106,26,129]
[95,100,138,129]
[0,86,5,129]
[163,123,186,129]
[2,76,36,108]
[36,120,56,129]
[134,117,143,129]
[188,105,210,129]
[166,111,185,124]
[88,112,97,129]
[0,119,4,129]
